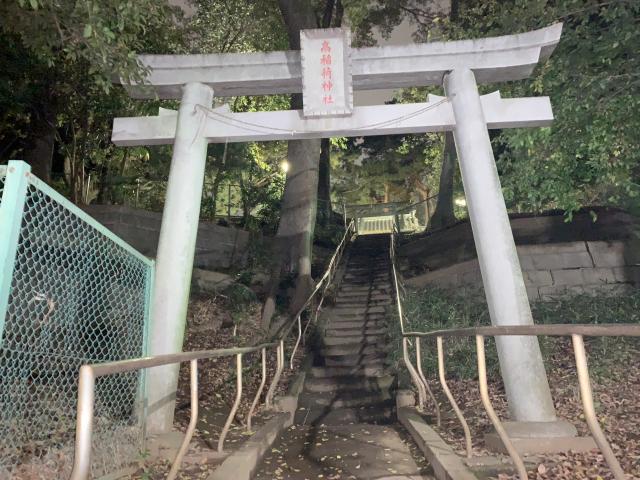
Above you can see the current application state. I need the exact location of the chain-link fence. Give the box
[0,161,154,478]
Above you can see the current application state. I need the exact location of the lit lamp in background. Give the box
[280,160,290,173]
[454,197,467,207]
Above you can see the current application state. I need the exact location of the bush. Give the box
[222,283,259,328]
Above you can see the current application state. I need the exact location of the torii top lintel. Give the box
[121,23,562,100]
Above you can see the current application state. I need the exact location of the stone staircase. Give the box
[296,234,396,425]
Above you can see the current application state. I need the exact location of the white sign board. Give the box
[300,28,353,118]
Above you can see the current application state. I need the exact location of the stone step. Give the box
[349,253,387,257]
[345,267,389,274]
[350,248,389,254]
[340,284,390,291]
[334,300,391,308]
[322,334,386,346]
[299,389,393,409]
[309,365,388,378]
[337,292,391,300]
[338,291,390,299]
[324,353,386,367]
[332,307,387,315]
[330,313,386,321]
[343,270,389,276]
[341,279,390,286]
[337,290,391,297]
[327,319,386,329]
[305,374,394,393]
[335,298,392,307]
[320,343,387,357]
[340,285,391,292]
[345,267,389,273]
[331,305,386,316]
[344,266,391,277]
[329,315,386,324]
[330,317,387,325]
[343,272,389,280]
[326,327,386,337]
[294,403,396,425]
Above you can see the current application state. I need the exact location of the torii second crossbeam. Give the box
[112,91,553,146]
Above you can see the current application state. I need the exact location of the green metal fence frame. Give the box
[0,160,155,468]
[0,161,30,342]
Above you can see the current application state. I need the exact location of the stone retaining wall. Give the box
[83,204,250,270]
[405,240,639,301]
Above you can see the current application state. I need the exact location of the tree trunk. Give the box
[261,138,321,330]
[429,131,457,229]
[412,176,431,226]
[429,0,460,230]
[23,105,56,183]
[261,0,323,331]
[317,138,332,226]
[96,161,110,204]
[315,0,342,228]
[238,173,252,228]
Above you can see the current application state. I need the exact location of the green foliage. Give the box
[398,286,497,379]
[190,0,288,53]
[342,0,412,47]
[332,131,444,206]
[236,270,254,287]
[314,218,347,248]
[0,0,182,205]
[1,0,183,92]
[397,286,640,380]
[223,283,258,313]
[441,0,640,216]
[222,282,259,327]
[532,289,640,376]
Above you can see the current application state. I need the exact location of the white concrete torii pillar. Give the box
[146,82,213,432]
[444,68,556,423]
[113,24,570,437]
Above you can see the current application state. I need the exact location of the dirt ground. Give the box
[128,294,302,479]
[430,337,640,479]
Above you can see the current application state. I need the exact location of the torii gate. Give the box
[114,23,576,441]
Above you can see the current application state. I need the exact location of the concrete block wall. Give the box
[84,205,250,270]
[405,240,639,301]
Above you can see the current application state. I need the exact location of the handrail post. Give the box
[218,354,243,453]
[403,337,427,409]
[70,366,96,480]
[290,315,302,369]
[415,338,441,426]
[265,341,284,408]
[475,335,527,480]
[247,348,267,433]
[167,359,198,480]
[437,336,472,458]
[572,334,625,480]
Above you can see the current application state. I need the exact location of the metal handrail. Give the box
[390,224,436,415]
[273,220,355,343]
[70,344,276,480]
[405,323,640,338]
[69,220,356,480]
[287,220,355,363]
[403,325,639,480]
[390,213,636,480]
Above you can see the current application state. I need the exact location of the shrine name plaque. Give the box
[300,28,353,118]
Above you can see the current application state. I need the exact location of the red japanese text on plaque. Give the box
[300,28,353,117]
